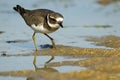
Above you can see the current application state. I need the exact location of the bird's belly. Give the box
[31,24,53,33]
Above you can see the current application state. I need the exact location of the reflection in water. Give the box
[33,44,55,68]
[33,51,55,69]
[26,51,58,80]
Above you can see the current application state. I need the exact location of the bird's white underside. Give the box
[31,23,60,33]
[31,24,52,33]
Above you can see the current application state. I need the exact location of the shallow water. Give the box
[0,0,120,80]
[0,56,87,80]
[0,56,86,72]
[0,76,25,80]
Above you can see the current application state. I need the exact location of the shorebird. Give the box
[13,5,64,51]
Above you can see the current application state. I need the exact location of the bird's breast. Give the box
[30,24,59,33]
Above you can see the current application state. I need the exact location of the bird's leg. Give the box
[44,55,54,67]
[46,55,54,64]
[32,32,38,51]
[44,33,56,48]
[33,51,37,70]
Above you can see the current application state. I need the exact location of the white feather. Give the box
[47,14,60,28]
[47,20,60,28]
[56,17,63,22]
[31,24,51,33]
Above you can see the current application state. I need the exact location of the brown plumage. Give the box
[13,5,64,51]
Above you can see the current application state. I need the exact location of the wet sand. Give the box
[0,35,120,80]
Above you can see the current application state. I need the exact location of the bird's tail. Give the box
[13,5,26,15]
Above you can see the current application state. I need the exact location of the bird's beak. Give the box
[59,23,63,28]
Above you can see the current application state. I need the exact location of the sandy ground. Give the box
[0,35,120,80]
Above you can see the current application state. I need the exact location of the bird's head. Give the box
[47,12,64,28]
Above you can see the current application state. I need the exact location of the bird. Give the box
[13,5,64,51]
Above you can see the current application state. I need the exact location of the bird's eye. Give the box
[51,18,56,22]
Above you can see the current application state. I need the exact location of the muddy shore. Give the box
[0,35,120,80]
